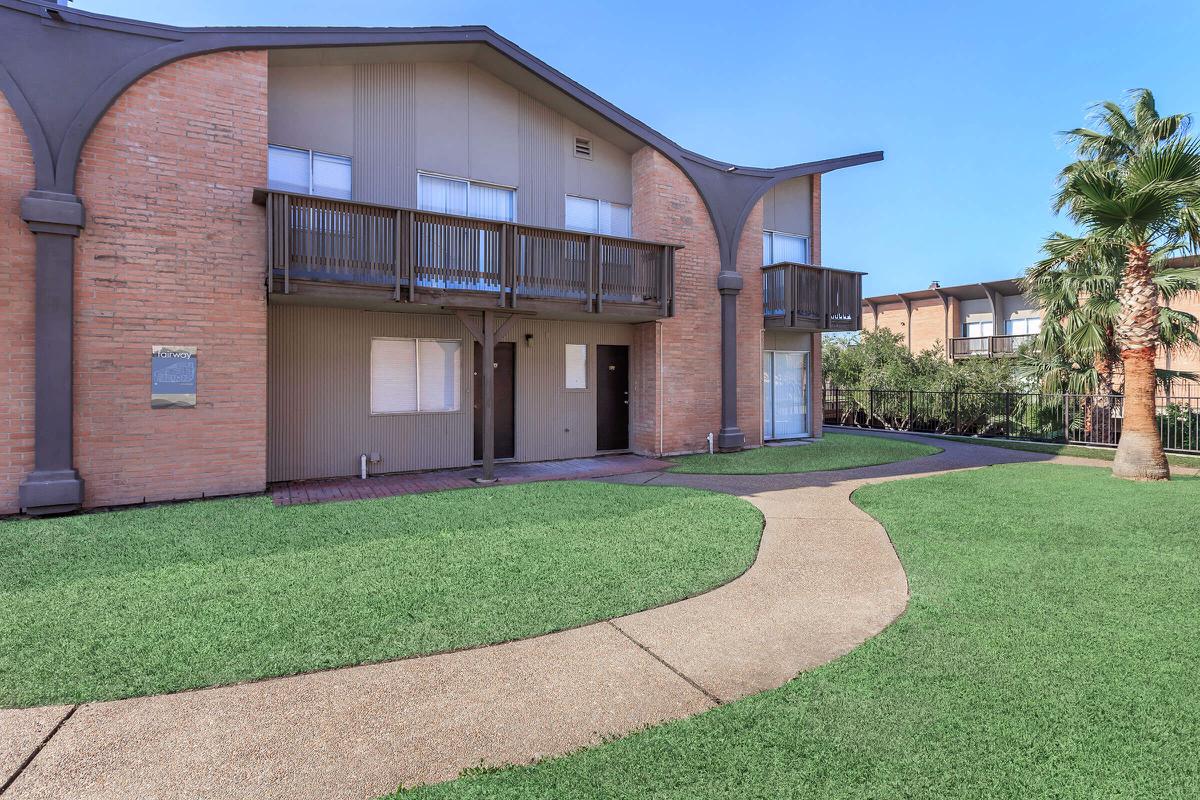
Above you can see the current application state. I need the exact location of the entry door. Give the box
[596,345,630,451]
[763,350,810,440]
[474,342,516,460]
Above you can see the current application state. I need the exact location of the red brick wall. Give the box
[630,148,724,455]
[73,51,269,507]
[810,173,822,266]
[909,298,948,354]
[0,91,36,514]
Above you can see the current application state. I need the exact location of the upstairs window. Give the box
[268,145,352,200]
[962,321,994,338]
[565,195,632,237]
[763,230,810,266]
[1005,317,1042,336]
[418,173,515,222]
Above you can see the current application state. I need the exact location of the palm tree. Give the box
[1029,90,1200,480]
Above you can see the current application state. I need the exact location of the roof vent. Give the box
[929,281,941,289]
[573,137,593,160]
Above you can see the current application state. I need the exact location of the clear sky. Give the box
[75,0,1200,297]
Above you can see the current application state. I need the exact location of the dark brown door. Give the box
[474,342,515,461]
[596,344,630,451]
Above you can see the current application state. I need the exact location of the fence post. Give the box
[908,389,914,430]
[1062,392,1070,443]
[953,390,959,434]
[868,388,875,427]
[1004,392,1012,438]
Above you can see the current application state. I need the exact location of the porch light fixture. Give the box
[525,333,534,347]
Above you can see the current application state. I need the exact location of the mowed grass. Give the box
[396,464,1200,799]
[668,432,940,474]
[0,481,763,709]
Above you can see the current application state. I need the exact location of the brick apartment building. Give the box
[863,274,1200,371]
[0,0,878,515]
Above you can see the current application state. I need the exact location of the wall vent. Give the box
[573,137,593,160]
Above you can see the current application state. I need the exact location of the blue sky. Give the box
[78,0,1200,297]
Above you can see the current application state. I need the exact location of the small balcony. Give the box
[949,334,1035,359]
[254,190,679,321]
[762,262,864,331]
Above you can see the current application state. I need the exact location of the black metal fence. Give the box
[823,386,1200,455]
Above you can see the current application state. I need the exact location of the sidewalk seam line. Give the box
[0,704,79,796]
[607,621,723,706]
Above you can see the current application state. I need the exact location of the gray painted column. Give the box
[716,269,745,450]
[479,309,496,482]
[19,190,85,515]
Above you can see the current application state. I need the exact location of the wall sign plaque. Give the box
[151,345,197,408]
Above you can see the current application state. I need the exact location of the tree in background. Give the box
[1028,89,1200,480]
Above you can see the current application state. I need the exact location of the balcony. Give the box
[254,190,678,320]
[762,262,864,331]
[949,334,1035,359]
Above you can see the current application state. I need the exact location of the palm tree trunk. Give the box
[1112,243,1169,480]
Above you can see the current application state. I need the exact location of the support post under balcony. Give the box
[717,270,745,450]
[19,190,86,515]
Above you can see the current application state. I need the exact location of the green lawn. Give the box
[396,464,1200,799]
[909,431,1200,468]
[668,432,941,474]
[0,481,762,709]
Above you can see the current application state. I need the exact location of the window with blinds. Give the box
[370,338,461,414]
[268,144,352,199]
[565,344,588,389]
[762,230,810,266]
[417,173,515,221]
[564,195,632,237]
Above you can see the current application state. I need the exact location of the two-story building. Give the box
[0,0,876,515]
[863,273,1200,374]
[862,278,1042,359]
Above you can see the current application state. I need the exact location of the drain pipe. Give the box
[706,432,714,455]
[360,454,368,480]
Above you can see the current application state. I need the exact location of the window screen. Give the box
[312,152,352,199]
[565,196,632,236]
[763,231,810,266]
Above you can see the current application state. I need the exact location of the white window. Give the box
[962,321,994,338]
[564,195,632,237]
[565,344,588,389]
[1005,317,1042,336]
[763,230,810,266]
[418,173,515,221]
[268,145,352,199]
[370,338,461,414]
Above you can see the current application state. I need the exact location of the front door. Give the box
[474,341,515,460]
[763,350,810,440]
[596,345,630,451]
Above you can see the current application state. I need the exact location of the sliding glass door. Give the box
[763,350,810,440]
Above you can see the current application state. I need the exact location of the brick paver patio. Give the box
[270,454,676,506]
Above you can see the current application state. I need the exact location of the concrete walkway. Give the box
[0,434,1121,799]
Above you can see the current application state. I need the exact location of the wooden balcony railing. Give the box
[762,262,863,331]
[949,333,1035,358]
[255,190,678,316]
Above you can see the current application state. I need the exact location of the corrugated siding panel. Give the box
[353,63,416,206]
[518,95,565,228]
[268,305,636,482]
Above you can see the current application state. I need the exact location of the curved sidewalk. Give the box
[1,435,1069,800]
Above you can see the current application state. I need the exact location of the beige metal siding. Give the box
[764,330,813,351]
[268,305,636,482]
[761,176,813,237]
[353,63,417,206]
[518,94,566,227]
[267,59,631,225]
[269,65,354,156]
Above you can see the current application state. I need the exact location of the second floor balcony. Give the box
[255,190,679,321]
[949,333,1035,359]
[762,262,864,332]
